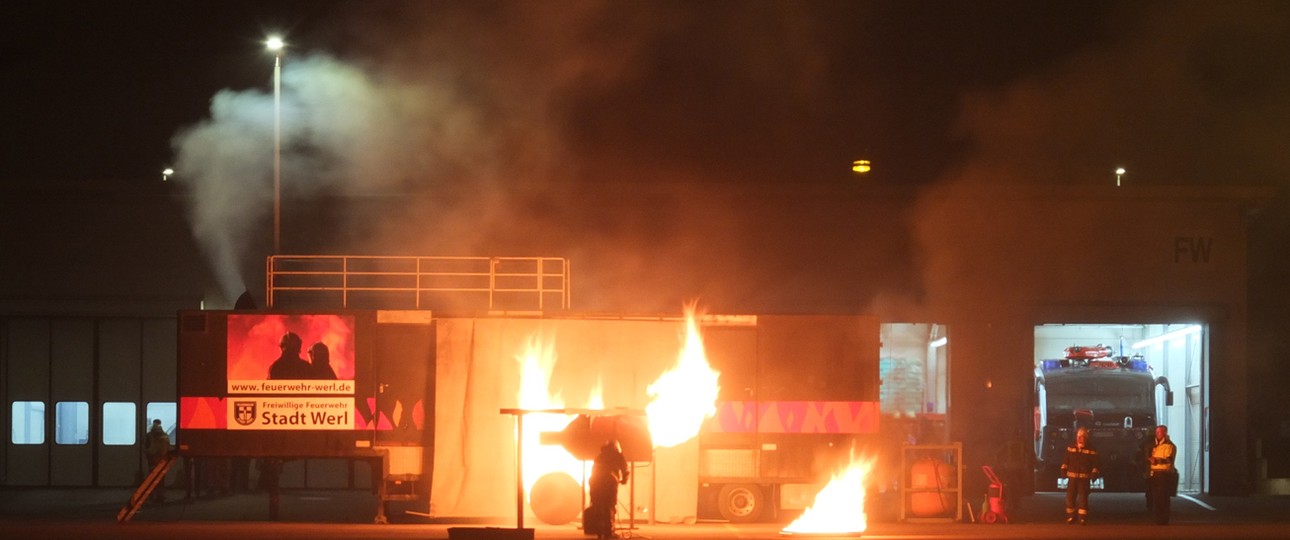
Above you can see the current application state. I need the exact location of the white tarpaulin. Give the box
[428,317,700,521]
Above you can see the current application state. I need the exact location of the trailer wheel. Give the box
[717,484,764,523]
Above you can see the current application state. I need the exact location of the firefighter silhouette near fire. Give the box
[268,332,337,380]
[307,342,338,380]
[584,439,629,539]
[268,332,312,380]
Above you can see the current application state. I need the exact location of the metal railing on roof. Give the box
[266,255,571,311]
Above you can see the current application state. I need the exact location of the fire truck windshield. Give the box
[1046,378,1151,411]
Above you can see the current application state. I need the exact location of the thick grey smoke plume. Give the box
[171,84,275,300]
[169,2,1290,314]
[168,2,848,311]
[170,54,458,301]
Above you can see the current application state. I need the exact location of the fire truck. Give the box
[172,256,881,523]
[694,314,880,522]
[1033,345,1172,492]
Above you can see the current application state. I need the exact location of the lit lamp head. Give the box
[852,159,872,174]
[266,36,285,55]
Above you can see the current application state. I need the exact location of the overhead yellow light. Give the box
[852,159,872,174]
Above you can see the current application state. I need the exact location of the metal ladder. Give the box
[117,453,178,523]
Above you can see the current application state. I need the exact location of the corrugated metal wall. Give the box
[2,316,174,487]
[2,315,371,490]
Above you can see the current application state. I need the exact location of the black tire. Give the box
[716,484,764,523]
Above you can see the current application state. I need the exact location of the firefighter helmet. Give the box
[279,332,302,352]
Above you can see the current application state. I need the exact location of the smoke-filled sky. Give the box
[2,1,1288,312]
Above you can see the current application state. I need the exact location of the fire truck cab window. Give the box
[1047,381,1150,411]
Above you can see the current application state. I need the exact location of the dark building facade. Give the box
[1,181,1279,499]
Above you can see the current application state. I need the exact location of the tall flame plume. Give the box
[515,334,599,493]
[645,302,721,448]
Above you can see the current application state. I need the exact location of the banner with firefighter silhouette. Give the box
[176,310,436,456]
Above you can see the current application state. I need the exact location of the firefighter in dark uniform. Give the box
[1061,427,1100,524]
[1146,425,1177,525]
[144,419,171,503]
[585,440,629,539]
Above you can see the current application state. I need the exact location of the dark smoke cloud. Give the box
[935,1,1290,189]
[170,2,1287,314]
[170,2,860,310]
[911,1,1290,315]
[345,1,914,314]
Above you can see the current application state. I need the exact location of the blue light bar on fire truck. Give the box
[1041,357,1150,372]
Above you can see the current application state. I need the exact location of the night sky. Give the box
[2,1,1288,315]
[3,1,1113,185]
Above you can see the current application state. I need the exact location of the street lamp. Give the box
[1115,167,1126,187]
[266,35,284,253]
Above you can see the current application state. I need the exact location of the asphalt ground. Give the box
[2,487,1289,539]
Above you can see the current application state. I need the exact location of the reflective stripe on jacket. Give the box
[1062,445,1100,479]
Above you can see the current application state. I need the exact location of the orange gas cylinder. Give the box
[908,457,955,517]
[530,472,583,525]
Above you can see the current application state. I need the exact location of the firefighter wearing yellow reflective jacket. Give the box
[1147,425,1177,525]
[1061,427,1100,525]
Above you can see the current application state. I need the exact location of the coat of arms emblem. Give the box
[234,401,257,426]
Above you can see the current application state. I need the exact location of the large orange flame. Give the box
[515,334,596,493]
[781,453,872,535]
[645,302,722,448]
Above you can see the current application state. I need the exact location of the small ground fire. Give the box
[780,453,873,536]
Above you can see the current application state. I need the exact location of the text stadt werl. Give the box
[261,410,350,425]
